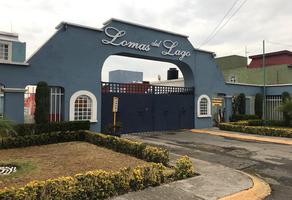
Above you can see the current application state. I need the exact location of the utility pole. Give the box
[262,40,266,125]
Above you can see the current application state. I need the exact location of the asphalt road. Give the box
[125,130,292,200]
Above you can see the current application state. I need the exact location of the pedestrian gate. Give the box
[101,82,194,134]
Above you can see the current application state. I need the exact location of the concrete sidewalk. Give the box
[111,152,254,200]
[191,128,292,145]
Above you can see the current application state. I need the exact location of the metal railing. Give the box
[265,95,283,121]
[101,82,194,95]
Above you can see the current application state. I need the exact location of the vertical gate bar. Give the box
[54,87,57,122]
[59,88,61,122]
[50,88,52,122]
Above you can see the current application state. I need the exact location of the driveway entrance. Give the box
[101,82,194,133]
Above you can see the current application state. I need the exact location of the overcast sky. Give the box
[1,0,292,81]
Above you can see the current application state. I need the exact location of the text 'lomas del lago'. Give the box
[101,26,191,61]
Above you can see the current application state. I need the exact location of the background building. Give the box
[0,31,26,63]
[217,50,292,85]
[109,70,143,83]
[0,31,26,118]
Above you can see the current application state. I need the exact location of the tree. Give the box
[35,82,50,124]
[255,93,263,118]
[281,92,291,125]
[278,99,292,126]
[237,93,246,115]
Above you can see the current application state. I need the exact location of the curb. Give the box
[191,129,292,145]
[219,171,271,200]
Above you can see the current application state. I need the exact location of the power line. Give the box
[199,0,248,48]
[199,0,241,48]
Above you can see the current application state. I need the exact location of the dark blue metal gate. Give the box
[101,82,194,134]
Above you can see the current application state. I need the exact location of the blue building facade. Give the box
[0,18,292,131]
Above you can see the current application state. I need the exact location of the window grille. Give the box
[50,87,64,122]
[74,95,92,121]
[199,98,208,115]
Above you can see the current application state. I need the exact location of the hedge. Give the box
[247,119,287,127]
[0,131,85,149]
[0,157,194,200]
[13,121,90,136]
[219,122,292,138]
[0,131,194,199]
[83,131,169,165]
[0,131,169,165]
[229,114,259,122]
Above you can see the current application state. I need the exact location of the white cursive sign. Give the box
[0,166,17,175]
[101,27,191,61]
[102,27,150,52]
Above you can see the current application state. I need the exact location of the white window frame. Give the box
[0,41,12,63]
[197,94,211,118]
[69,90,97,122]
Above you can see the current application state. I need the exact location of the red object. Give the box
[248,50,292,68]
[24,94,35,116]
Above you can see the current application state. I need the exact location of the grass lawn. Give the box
[0,141,147,189]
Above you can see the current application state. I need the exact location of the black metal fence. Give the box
[101,82,194,95]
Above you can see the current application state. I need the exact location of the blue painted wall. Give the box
[0,19,292,131]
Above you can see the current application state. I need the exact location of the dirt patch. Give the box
[0,141,147,188]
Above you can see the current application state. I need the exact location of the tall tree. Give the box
[237,93,246,115]
[35,82,50,124]
[255,93,263,118]
[281,92,291,125]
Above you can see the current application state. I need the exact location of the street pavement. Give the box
[122,130,292,200]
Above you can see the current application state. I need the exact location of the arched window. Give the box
[69,90,97,122]
[197,95,211,117]
[74,95,92,121]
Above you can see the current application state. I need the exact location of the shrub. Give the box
[83,131,169,165]
[0,131,84,149]
[255,93,263,118]
[247,119,287,127]
[230,114,259,122]
[142,146,169,166]
[0,129,195,199]
[14,121,90,136]
[35,82,50,124]
[237,93,246,115]
[0,118,17,137]
[1,130,169,165]
[174,156,195,179]
[219,122,292,138]
[0,163,172,200]
[279,93,292,126]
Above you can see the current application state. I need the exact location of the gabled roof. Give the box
[249,50,292,59]
[56,22,103,32]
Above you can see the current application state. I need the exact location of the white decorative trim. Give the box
[69,90,97,123]
[103,18,189,38]
[197,94,212,118]
[55,21,103,32]
[0,41,12,63]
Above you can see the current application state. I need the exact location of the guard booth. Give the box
[101,82,194,134]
